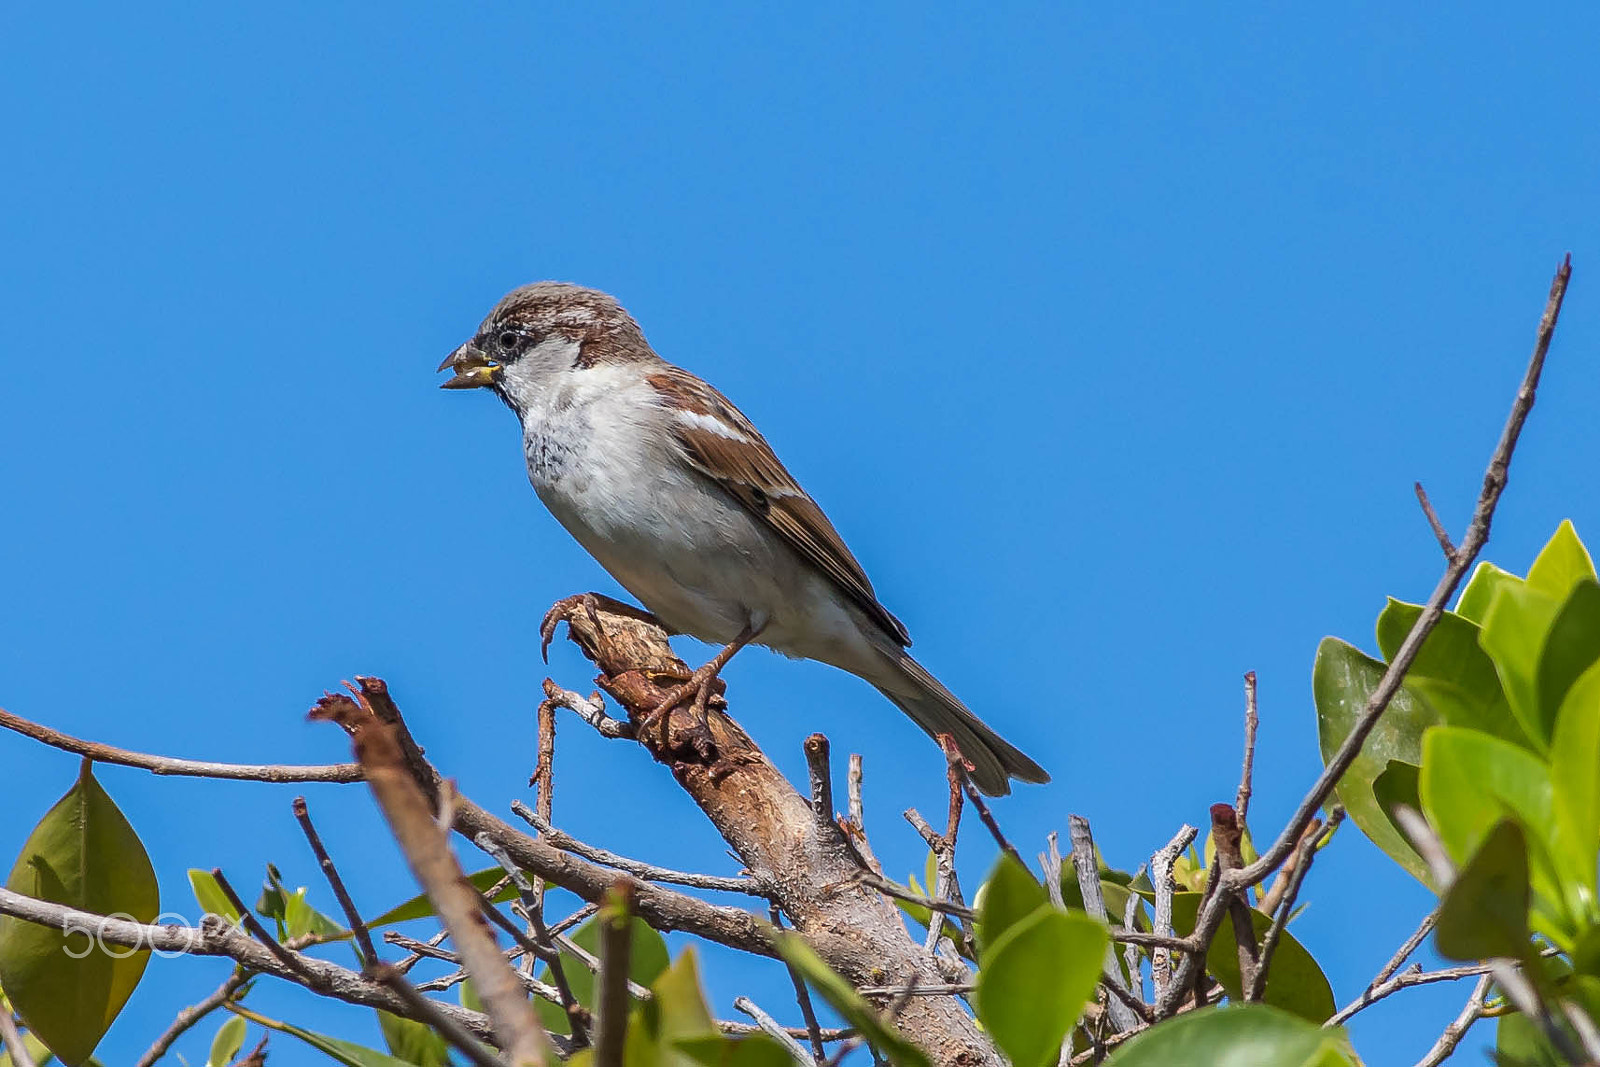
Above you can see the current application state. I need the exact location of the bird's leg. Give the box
[642,621,764,757]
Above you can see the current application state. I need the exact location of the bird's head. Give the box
[438,282,653,412]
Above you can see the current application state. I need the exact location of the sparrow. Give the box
[439,282,1049,795]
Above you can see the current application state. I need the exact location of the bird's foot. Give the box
[640,661,727,762]
[539,593,605,662]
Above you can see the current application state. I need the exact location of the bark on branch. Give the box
[543,593,1000,1067]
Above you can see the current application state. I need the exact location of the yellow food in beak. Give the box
[437,342,503,390]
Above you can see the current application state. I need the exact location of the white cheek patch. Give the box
[674,408,751,442]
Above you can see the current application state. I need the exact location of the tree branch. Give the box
[1160,255,1573,1016]
[311,686,557,1065]
[0,707,361,782]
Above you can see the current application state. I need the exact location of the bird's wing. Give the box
[646,366,911,646]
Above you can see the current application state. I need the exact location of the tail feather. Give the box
[875,652,1050,796]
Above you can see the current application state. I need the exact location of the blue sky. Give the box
[2,3,1597,1063]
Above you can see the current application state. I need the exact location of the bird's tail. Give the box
[873,650,1050,796]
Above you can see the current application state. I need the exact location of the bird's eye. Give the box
[498,331,520,351]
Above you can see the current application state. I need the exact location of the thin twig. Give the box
[1259,817,1324,916]
[1208,805,1260,1001]
[1414,482,1457,559]
[1249,809,1342,1001]
[1069,816,1142,1034]
[770,905,827,1063]
[372,964,505,1067]
[211,868,315,980]
[1371,909,1440,991]
[1123,865,1145,1003]
[1161,256,1573,1017]
[530,692,558,915]
[0,707,362,782]
[1236,671,1259,823]
[842,753,882,874]
[734,997,816,1067]
[135,968,253,1067]
[511,802,764,894]
[542,679,633,739]
[948,747,1021,865]
[1413,974,1493,1067]
[0,1005,36,1067]
[312,685,556,1064]
[1043,831,1066,909]
[1330,961,1502,1027]
[292,796,376,965]
[1150,824,1197,1006]
[804,734,835,830]
[475,835,590,1045]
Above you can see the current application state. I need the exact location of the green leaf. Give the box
[671,1034,796,1067]
[367,867,519,929]
[1103,1005,1356,1066]
[630,951,717,1067]
[228,1005,420,1067]
[1372,760,1421,831]
[207,1016,247,1067]
[1481,581,1564,749]
[1538,580,1600,750]
[1458,561,1524,625]
[282,888,346,941]
[377,1011,449,1067]
[1551,662,1600,917]
[1168,894,1336,1023]
[1376,600,1531,749]
[773,934,930,1067]
[1420,727,1574,946]
[1527,520,1597,600]
[188,870,241,924]
[1313,638,1438,884]
[973,908,1106,1067]
[1434,818,1531,961]
[975,853,1048,955]
[535,914,671,1035]
[0,761,160,1066]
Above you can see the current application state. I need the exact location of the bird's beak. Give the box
[437,341,503,390]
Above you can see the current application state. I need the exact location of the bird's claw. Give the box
[539,593,604,663]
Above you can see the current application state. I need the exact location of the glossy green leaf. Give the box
[229,1005,419,1067]
[367,867,519,929]
[1103,1005,1356,1066]
[1481,581,1564,749]
[0,761,159,1066]
[671,1034,797,1067]
[974,908,1105,1067]
[188,870,241,924]
[773,934,930,1067]
[976,853,1048,956]
[1372,759,1422,838]
[282,888,345,941]
[377,1011,449,1067]
[1551,662,1600,916]
[1376,600,1531,749]
[1435,819,1531,961]
[1420,727,1574,945]
[535,914,670,1035]
[1458,561,1523,624]
[1527,520,1597,599]
[207,1016,247,1067]
[1313,638,1437,884]
[1538,580,1600,750]
[1168,894,1335,1023]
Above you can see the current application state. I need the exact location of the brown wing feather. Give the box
[647,368,911,646]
